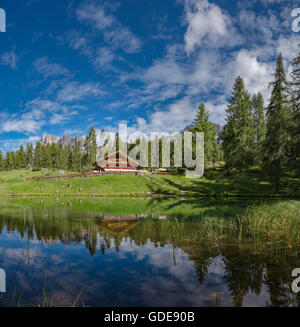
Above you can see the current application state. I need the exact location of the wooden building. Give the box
[94,151,140,173]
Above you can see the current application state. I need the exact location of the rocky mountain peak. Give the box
[40,134,85,149]
[41,134,58,146]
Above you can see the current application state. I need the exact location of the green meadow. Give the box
[0,167,299,197]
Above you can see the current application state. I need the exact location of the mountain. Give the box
[41,134,58,145]
[40,134,85,149]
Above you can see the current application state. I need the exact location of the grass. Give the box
[149,166,300,196]
[0,166,299,197]
[0,169,154,196]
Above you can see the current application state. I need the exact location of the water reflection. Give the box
[0,197,299,307]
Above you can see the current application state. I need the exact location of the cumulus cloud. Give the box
[1,111,45,134]
[183,0,233,54]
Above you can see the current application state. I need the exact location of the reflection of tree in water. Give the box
[1,207,300,307]
[221,245,265,307]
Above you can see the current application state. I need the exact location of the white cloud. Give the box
[56,81,105,102]
[76,2,141,53]
[76,3,114,31]
[183,0,232,54]
[227,50,273,99]
[0,136,40,152]
[94,47,115,68]
[34,57,70,78]
[1,113,44,134]
[0,51,18,70]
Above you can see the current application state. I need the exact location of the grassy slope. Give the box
[0,169,153,196]
[149,167,300,196]
[0,167,299,196]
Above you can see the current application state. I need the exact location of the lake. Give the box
[0,197,299,307]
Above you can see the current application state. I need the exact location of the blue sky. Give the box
[0,0,299,152]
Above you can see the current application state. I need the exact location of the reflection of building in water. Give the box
[100,215,139,236]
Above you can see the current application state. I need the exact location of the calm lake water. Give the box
[0,197,299,307]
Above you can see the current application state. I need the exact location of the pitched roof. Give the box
[96,150,140,168]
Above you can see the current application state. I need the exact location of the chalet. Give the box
[94,151,140,173]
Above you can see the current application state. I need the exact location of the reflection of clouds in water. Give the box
[0,232,273,307]
[108,239,233,306]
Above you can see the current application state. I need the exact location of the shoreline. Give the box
[0,193,299,199]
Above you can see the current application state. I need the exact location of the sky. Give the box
[0,0,299,152]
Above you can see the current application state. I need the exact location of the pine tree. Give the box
[223,76,254,173]
[83,127,97,171]
[251,93,266,165]
[33,141,42,170]
[88,126,97,166]
[71,140,82,172]
[41,144,52,169]
[15,145,26,169]
[191,103,217,167]
[263,54,291,193]
[5,152,15,170]
[291,45,300,163]
[26,144,34,168]
[0,150,4,171]
[50,143,59,169]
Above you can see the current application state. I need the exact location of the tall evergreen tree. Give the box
[263,54,290,193]
[83,126,97,171]
[0,150,4,171]
[71,140,83,172]
[192,103,218,167]
[291,45,300,163]
[223,76,254,173]
[26,144,34,168]
[251,93,266,165]
[5,152,15,170]
[33,141,42,170]
[15,145,26,169]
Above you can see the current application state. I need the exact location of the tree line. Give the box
[0,127,97,173]
[222,50,300,192]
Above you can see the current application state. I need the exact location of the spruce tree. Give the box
[251,93,266,165]
[33,141,42,170]
[291,45,300,163]
[26,144,34,168]
[15,145,26,169]
[192,103,217,167]
[263,54,290,193]
[5,152,15,170]
[71,140,82,172]
[0,150,4,171]
[223,76,254,173]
